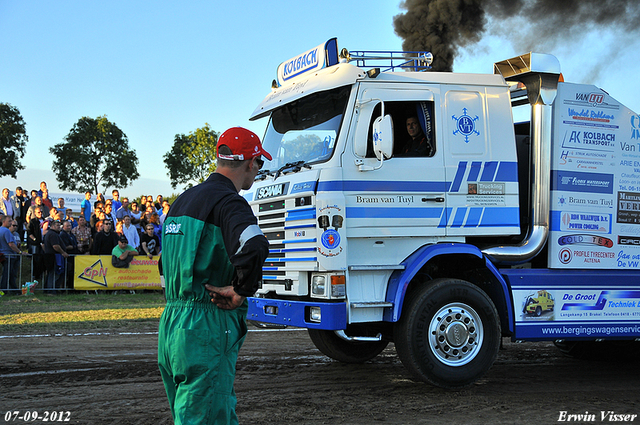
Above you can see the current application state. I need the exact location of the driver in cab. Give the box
[399,116,434,157]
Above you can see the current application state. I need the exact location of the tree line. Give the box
[0,102,219,193]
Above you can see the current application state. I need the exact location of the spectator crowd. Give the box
[0,181,169,294]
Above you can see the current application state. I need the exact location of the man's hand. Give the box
[205,284,246,310]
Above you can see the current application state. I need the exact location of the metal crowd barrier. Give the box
[0,252,162,296]
[0,252,75,295]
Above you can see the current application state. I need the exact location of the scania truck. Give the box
[244,38,640,389]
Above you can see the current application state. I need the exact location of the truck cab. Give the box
[245,38,640,389]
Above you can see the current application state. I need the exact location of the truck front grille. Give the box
[255,196,318,287]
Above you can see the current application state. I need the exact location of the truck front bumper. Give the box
[247,297,347,330]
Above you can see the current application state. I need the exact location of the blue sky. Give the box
[2,1,639,198]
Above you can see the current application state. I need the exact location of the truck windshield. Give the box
[260,85,351,172]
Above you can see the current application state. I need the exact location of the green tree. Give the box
[163,123,219,189]
[50,115,140,194]
[0,103,28,178]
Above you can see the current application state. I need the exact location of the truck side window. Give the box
[366,101,435,158]
[396,101,435,158]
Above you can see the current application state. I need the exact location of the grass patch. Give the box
[0,307,164,325]
[0,291,166,334]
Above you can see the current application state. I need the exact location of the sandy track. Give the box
[1,325,638,424]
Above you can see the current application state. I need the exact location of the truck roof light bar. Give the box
[272,39,433,89]
[340,48,433,72]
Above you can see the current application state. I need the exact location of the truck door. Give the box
[343,86,447,239]
[442,88,520,237]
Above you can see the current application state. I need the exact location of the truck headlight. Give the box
[311,275,326,296]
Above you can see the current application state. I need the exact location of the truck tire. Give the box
[308,329,389,363]
[394,278,501,389]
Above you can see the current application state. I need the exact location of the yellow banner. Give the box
[74,255,162,290]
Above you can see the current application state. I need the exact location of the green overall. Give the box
[159,300,247,424]
[158,174,265,425]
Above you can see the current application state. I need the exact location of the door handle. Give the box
[422,197,445,203]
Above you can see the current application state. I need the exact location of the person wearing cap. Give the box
[42,220,68,293]
[111,234,138,268]
[158,127,270,424]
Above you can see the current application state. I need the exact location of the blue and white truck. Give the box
[244,38,640,389]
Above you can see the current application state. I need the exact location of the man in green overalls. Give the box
[158,127,271,424]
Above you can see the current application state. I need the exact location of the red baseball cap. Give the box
[217,127,272,161]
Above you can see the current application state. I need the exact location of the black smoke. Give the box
[394,0,640,72]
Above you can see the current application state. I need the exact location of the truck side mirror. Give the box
[372,114,394,160]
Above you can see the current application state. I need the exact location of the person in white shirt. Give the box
[0,188,15,219]
[121,215,140,250]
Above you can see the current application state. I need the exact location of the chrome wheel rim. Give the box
[428,302,483,366]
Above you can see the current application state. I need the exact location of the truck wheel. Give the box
[394,278,501,389]
[535,306,542,317]
[308,329,389,363]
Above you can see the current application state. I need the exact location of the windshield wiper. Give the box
[274,161,312,180]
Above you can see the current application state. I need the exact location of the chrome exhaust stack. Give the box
[483,53,561,265]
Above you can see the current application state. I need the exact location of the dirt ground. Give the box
[1,322,639,425]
